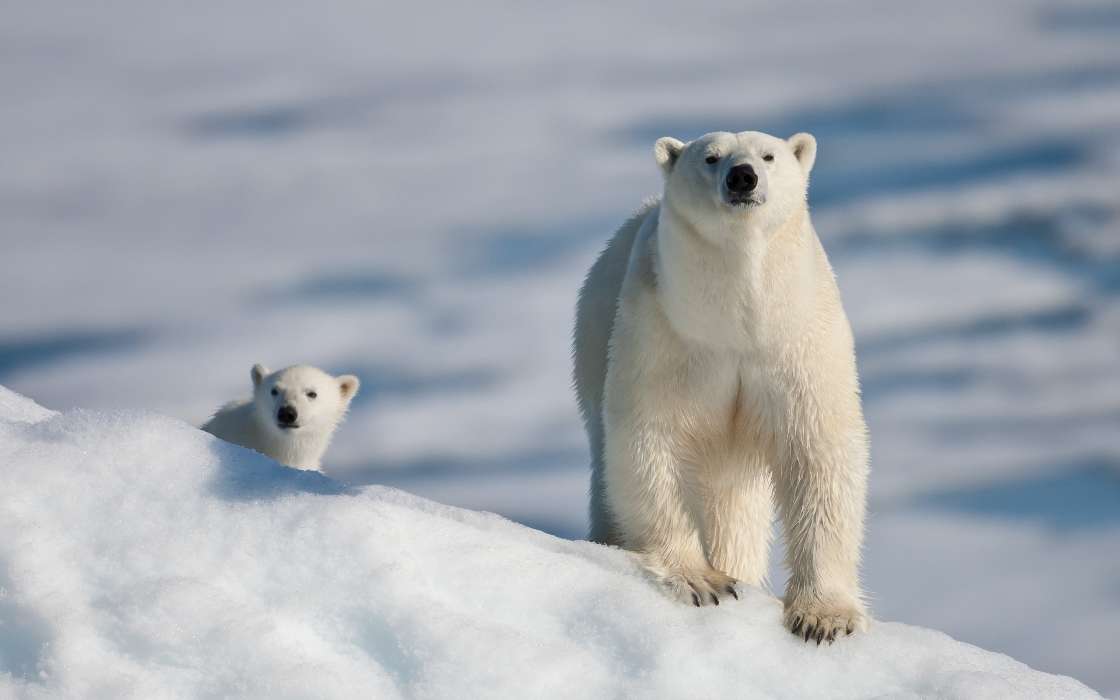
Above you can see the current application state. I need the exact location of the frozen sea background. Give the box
[1,0,1118,695]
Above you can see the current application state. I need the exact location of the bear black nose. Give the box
[726,164,758,194]
[277,405,298,425]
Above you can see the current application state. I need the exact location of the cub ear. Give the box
[338,375,360,401]
[788,132,817,174]
[251,364,269,387]
[654,137,686,177]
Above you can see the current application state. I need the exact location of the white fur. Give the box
[202,364,360,472]
[573,130,869,642]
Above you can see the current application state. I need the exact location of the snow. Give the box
[2,0,1119,694]
[0,391,1100,699]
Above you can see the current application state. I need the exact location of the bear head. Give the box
[250,364,360,437]
[654,130,816,242]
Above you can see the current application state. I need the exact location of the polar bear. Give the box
[202,364,360,472]
[573,130,869,643]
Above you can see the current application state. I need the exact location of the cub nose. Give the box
[277,405,298,425]
[725,164,758,194]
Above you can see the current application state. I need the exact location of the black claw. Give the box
[726,585,739,600]
[692,592,701,607]
[803,625,813,642]
[845,624,854,636]
[826,629,836,645]
[790,616,803,635]
[710,593,719,606]
[816,628,825,645]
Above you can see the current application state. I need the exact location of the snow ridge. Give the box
[0,388,1098,699]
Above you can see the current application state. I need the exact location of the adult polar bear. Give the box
[574,130,868,643]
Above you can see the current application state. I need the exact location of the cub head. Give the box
[654,130,816,240]
[250,363,360,436]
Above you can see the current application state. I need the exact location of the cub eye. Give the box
[306,391,317,399]
[763,154,774,162]
[705,155,720,165]
[270,388,278,396]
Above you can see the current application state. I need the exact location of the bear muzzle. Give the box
[723,164,767,207]
[277,405,299,429]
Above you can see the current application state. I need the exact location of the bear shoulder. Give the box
[200,398,255,442]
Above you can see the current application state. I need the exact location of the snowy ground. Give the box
[0,388,1102,698]
[2,0,1119,694]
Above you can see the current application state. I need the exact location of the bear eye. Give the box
[306,391,317,399]
[270,388,278,396]
[705,155,720,165]
[763,154,774,162]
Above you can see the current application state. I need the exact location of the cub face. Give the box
[654,130,817,242]
[250,364,359,436]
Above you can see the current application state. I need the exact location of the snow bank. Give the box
[0,388,1098,699]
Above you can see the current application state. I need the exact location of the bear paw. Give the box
[662,567,740,607]
[784,597,868,645]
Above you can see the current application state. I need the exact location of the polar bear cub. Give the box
[202,364,360,472]
[573,130,869,643]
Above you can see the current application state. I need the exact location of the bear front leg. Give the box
[774,425,869,643]
[603,420,738,607]
[703,457,774,588]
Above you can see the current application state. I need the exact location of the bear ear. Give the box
[338,375,360,402]
[654,137,685,177]
[788,133,817,174]
[251,364,269,387]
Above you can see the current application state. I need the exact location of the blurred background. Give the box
[2,0,1118,694]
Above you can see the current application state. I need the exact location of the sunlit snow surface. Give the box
[1,0,1119,694]
[0,388,1101,698]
